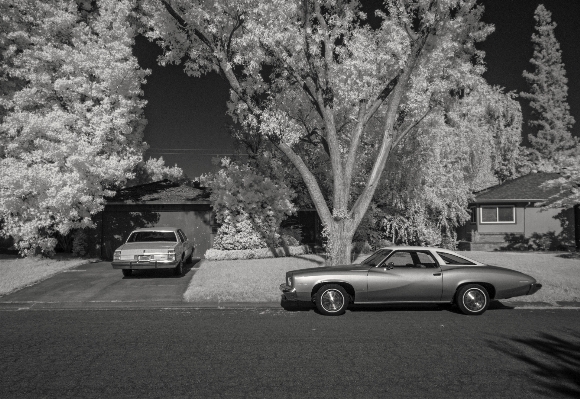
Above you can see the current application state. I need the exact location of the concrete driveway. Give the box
[0,260,201,310]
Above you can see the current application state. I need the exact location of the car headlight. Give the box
[114,250,121,260]
[167,249,175,260]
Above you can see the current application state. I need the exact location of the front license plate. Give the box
[134,255,150,261]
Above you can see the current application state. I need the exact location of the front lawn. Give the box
[0,254,92,297]
[183,251,580,304]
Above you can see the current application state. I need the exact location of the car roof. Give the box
[377,246,484,265]
[132,227,179,232]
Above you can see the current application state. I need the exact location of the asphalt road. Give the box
[1,307,579,398]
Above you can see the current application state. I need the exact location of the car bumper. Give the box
[279,283,298,301]
[112,260,178,270]
[527,283,542,295]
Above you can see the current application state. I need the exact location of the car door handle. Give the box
[433,273,441,276]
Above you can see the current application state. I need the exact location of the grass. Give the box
[0,254,93,297]
[458,251,580,304]
[183,251,580,304]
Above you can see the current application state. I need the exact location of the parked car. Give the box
[280,246,542,316]
[111,227,194,277]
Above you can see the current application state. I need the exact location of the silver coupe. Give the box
[280,246,542,316]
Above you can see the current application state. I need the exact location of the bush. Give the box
[203,159,296,251]
[280,234,299,247]
[205,245,310,261]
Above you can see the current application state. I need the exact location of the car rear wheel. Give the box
[456,284,489,315]
[122,269,132,277]
[174,258,183,276]
[315,284,349,316]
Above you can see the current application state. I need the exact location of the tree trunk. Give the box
[326,219,355,266]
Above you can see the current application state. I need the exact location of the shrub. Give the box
[205,245,310,261]
[203,159,296,251]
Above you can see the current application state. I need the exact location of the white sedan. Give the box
[111,227,194,277]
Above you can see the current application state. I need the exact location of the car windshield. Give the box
[360,249,392,267]
[127,231,177,243]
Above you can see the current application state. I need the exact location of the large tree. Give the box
[520,4,576,162]
[140,0,493,265]
[0,0,149,255]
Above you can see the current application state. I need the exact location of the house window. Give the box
[480,206,515,224]
[469,207,476,224]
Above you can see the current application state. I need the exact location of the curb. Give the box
[1,300,579,311]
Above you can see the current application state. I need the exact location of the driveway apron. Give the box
[0,260,200,309]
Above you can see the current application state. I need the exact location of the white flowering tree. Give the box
[370,82,522,246]
[127,156,185,187]
[140,0,493,265]
[0,0,149,255]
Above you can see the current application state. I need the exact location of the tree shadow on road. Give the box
[487,330,580,397]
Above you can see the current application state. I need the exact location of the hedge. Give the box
[204,245,311,261]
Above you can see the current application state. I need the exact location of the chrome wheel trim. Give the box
[321,289,344,312]
[462,288,486,312]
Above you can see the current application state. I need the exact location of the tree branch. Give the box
[276,142,332,225]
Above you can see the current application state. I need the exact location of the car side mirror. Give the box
[386,262,394,270]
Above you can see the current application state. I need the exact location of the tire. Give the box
[456,284,490,315]
[174,258,183,276]
[122,269,132,277]
[315,284,349,316]
[185,250,193,264]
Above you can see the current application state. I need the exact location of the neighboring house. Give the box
[457,172,579,251]
[87,180,215,260]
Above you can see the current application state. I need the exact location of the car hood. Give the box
[116,242,177,252]
[292,264,371,275]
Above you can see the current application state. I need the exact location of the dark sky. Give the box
[134,0,580,179]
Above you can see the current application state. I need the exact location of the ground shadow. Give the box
[279,299,515,314]
[121,258,201,279]
[280,298,315,312]
[487,330,580,397]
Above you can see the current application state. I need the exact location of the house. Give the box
[87,180,215,260]
[86,179,322,260]
[457,172,579,251]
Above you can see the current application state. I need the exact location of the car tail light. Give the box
[287,275,292,287]
[114,251,121,260]
[167,249,175,260]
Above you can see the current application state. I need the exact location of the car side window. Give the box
[387,251,414,267]
[436,252,476,265]
[175,231,183,243]
[414,252,438,268]
[386,251,438,268]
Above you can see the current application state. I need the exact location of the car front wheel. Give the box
[315,284,349,316]
[456,284,489,315]
[122,269,132,277]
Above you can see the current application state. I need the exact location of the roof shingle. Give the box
[474,172,562,202]
[108,180,210,204]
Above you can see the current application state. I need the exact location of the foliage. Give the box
[540,155,580,208]
[357,82,523,248]
[202,158,296,250]
[71,229,88,256]
[0,0,149,256]
[140,0,494,264]
[204,245,309,261]
[520,4,577,161]
[126,156,185,186]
